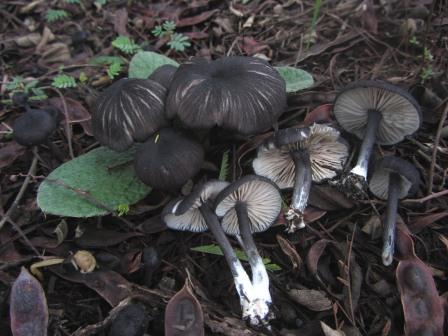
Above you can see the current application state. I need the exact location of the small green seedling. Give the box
[112,36,141,55]
[46,9,69,23]
[52,74,77,89]
[152,21,191,52]
[2,77,47,105]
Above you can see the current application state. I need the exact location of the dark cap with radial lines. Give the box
[253,123,349,187]
[134,128,204,191]
[162,180,229,232]
[369,156,420,200]
[92,78,168,152]
[148,64,177,90]
[166,56,287,135]
[214,175,282,235]
[333,80,421,145]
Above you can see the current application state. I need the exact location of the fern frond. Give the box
[111,36,141,54]
[46,9,69,23]
[218,150,230,181]
[52,74,77,89]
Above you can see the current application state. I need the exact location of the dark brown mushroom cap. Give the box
[92,78,168,152]
[162,180,229,232]
[134,128,204,191]
[253,123,349,187]
[13,108,60,146]
[214,175,282,235]
[333,80,421,145]
[165,56,287,135]
[148,65,177,90]
[369,156,420,200]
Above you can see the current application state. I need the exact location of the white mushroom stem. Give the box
[198,204,257,320]
[286,150,312,232]
[382,172,400,266]
[350,109,382,180]
[235,202,272,325]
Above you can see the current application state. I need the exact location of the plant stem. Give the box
[286,149,312,231]
[382,172,400,266]
[350,109,382,180]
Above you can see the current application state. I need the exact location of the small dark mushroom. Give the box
[13,107,61,146]
[333,80,421,193]
[93,78,168,152]
[369,156,419,265]
[214,175,282,326]
[108,303,149,336]
[253,123,349,231]
[166,56,286,135]
[162,180,256,323]
[148,64,177,90]
[134,128,204,191]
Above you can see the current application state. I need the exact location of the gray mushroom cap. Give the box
[253,123,349,187]
[333,80,421,145]
[215,175,282,235]
[165,56,287,135]
[13,108,60,146]
[93,78,168,152]
[369,156,420,200]
[162,180,229,232]
[134,128,204,191]
[148,65,177,90]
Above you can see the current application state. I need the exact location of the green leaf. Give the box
[5,76,24,92]
[64,0,81,3]
[52,74,77,89]
[151,25,164,37]
[107,61,122,79]
[90,55,126,66]
[46,9,69,23]
[218,150,230,181]
[128,51,179,79]
[162,20,176,32]
[191,244,282,272]
[112,36,141,54]
[168,33,191,52]
[37,146,151,217]
[275,66,314,93]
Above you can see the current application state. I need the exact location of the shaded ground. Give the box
[1,0,447,335]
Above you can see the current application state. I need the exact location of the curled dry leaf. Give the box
[37,42,71,68]
[321,321,346,336]
[276,234,302,271]
[10,267,48,336]
[308,185,354,211]
[407,212,448,233]
[306,239,331,277]
[48,97,93,136]
[303,104,333,126]
[165,278,204,336]
[288,289,332,311]
[395,225,444,336]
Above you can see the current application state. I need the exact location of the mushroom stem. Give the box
[350,109,382,180]
[286,149,312,231]
[382,172,400,266]
[199,204,255,309]
[235,202,272,308]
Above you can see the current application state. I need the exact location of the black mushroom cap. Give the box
[214,175,282,235]
[13,108,60,146]
[162,180,229,232]
[165,56,287,135]
[333,80,421,145]
[253,123,349,187]
[148,64,177,90]
[369,156,420,200]
[92,78,168,152]
[134,128,204,191]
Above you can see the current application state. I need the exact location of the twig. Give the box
[0,147,39,230]
[6,218,40,257]
[403,189,448,204]
[427,100,448,196]
[41,86,75,159]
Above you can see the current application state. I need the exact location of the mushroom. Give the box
[134,128,204,191]
[368,156,419,266]
[148,64,177,90]
[92,78,167,152]
[162,180,257,325]
[214,175,282,326]
[13,107,61,147]
[166,56,287,135]
[333,80,421,194]
[253,123,349,232]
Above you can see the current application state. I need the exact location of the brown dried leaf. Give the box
[306,239,331,277]
[165,278,204,336]
[10,267,48,336]
[48,97,93,136]
[0,142,26,169]
[303,104,333,126]
[38,42,71,68]
[408,212,448,233]
[75,227,142,248]
[309,185,354,211]
[114,8,128,36]
[288,289,332,311]
[276,234,302,271]
[177,10,218,27]
[321,322,346,336]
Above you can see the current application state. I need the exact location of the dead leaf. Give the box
[48,97,93,136]
[288,289,332,311]
[177,10,218,27]
[358,0,378,34]
[276,234,302,271]
[321,321,346,336]
[109,303,149,336]
[239,36,270,56]
[303,104,333,126]
[114,8,128,36]
[308,184,354,211]
[408,212,448,233]
[38,42,71,68]
[10,267,48,336]
[165,278,204,336]
[0,142,26,169]
[306,239,331,277]
[75,227,142,248]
